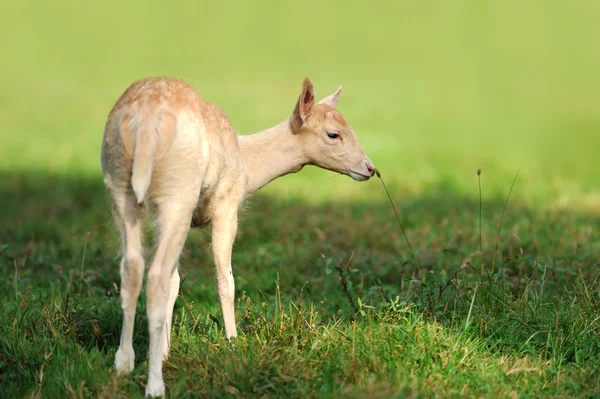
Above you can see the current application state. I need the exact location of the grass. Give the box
[1,0,600,398]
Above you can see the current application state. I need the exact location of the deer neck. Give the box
[238,119,308,195]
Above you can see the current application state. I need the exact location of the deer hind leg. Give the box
[145,197,197,398]
[162,266,180,359]
[112,191,145,374]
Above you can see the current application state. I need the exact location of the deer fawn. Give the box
[101,76,375,397]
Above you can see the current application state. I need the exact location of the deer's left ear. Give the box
[318,85,342,108]
[291,78,315,132]
[295,78,315,120]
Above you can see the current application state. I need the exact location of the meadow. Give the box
[1,1,599,397]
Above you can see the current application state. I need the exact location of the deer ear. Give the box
[318,85,342,108]
[292,78,315,130]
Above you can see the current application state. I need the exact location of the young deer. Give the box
[101,76,375,397]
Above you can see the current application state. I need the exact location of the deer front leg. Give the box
[211,200,239,339]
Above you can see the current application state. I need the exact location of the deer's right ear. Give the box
[318,85,342,108]
[291,78,315,132]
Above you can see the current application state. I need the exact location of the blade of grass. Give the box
[478,169,483,277]
[374,169,421,276]
[78,232,90,298]
[491,166,522,276]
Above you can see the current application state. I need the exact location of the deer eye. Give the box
[327,132,339,139]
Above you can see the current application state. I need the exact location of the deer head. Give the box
[291,78,375,181]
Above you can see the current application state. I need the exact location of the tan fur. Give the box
[100,76,374,397]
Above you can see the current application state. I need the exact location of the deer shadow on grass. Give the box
[1,171,599,358]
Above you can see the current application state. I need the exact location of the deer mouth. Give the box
[348,168,371,181]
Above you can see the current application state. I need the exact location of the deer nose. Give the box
[365,161,375,176]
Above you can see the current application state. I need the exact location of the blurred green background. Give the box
[2,0,599,209]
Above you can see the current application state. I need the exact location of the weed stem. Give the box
[374,169,421,275]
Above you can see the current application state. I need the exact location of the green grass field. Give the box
[1,1,600,397]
